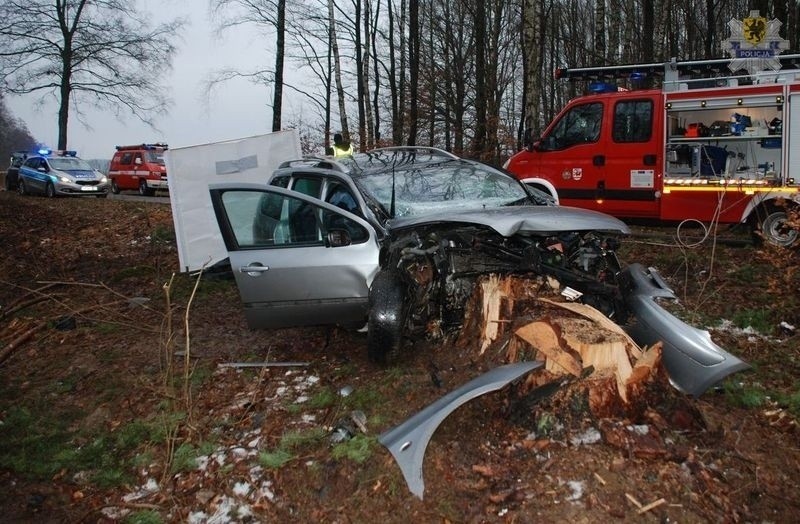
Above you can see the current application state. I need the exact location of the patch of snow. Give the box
[570,427,601,446]
[122,478,159,502]
[275,386,288,396]
[233,481,251,497]
[257,480,276,502]
[101,507,129,519]
[247,436,261,449]
[627,424,649,435]
[196,455,210,471]
[295,395,309,403]
[566,480,585,501]
[301,414,316,423]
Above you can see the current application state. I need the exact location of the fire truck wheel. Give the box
[111,179,120,194]
[760,209,798,248]
[139,179,156,197]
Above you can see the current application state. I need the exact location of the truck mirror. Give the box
[135,158,143,165]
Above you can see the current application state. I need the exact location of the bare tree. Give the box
[210,0,287,132]
[0,0,183,150]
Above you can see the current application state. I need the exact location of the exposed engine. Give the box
[383,225,625,339]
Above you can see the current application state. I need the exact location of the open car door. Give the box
[209,183,380,329]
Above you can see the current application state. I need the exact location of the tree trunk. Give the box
[594,0,606,64]
[363,0,375,149]
[272,0,285,132]
[58,54,71,150]
[406,0,419,146]
[354,0,366,150]
[371,0,381,146]
[642,0,654,62]
[328,0,350,140]
[472,0,487,158]
[387,0,399,144]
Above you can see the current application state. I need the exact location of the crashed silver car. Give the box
[209,147,746,396]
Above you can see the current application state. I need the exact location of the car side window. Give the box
[325,182,359,215]
[221,190,322,248]
[613,100,652,142]
[291,177,323,198]
[120,153,133,165]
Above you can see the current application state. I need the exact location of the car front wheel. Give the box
[17,179,27,196]
[45,182,56,198]
[367,270,407,365]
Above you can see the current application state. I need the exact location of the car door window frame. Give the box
[210,184,374,252]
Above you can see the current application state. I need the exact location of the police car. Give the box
[17,150,110,198]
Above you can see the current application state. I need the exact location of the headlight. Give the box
[100,176,108,183]
[59,176,70,183]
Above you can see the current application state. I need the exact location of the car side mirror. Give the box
[327,229,352,247]
[535,136,556,151]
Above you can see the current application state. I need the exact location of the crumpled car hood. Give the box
[388,205,630,236]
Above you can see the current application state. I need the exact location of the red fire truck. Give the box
[505,56,800,246]
[108,143,168,196]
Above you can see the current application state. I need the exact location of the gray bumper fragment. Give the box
[620,263,749,396]
[378,361,544,500]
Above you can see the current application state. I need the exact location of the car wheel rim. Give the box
[765,212,798,247]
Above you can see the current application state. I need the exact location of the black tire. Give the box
[367,270,406,365]
[759,209,798,248]
[138,179,154,196]
[17,179,26,196]
[45,182,56,198]
[111,179,120,194]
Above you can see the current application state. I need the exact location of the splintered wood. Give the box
[461,274,669,416]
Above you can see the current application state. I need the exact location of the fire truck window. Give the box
[613,100,653,143]
[546,103,602,149]
[120,153,133,165]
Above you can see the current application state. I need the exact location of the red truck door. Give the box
[508,90,663,219]
[600,95,663,218]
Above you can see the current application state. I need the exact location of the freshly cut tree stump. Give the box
[457,274,675,418]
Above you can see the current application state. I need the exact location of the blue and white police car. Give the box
[17,150,110,198]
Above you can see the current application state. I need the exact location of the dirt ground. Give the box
[0,190,798,523]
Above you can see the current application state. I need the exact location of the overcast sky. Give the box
[6,1,287,160]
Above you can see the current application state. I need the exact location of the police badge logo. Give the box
[723,10,789,75]
[743,14,767,45]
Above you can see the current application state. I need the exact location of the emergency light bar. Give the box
[115,143,169,151]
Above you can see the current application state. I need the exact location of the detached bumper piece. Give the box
[620,263,750,396]
[378,361,543,500]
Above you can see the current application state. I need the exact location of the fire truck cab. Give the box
[505,56,800,246]
[108,143,169,196]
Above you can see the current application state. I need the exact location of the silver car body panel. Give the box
[209,183,380,328]
[389,205,631,236]
[378,361,544,500]
[621,263,750,396]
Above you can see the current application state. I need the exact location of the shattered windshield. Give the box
[354,160,530,217]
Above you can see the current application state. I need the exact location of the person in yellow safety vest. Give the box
[332,133,354,157]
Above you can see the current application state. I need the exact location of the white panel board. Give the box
[166,131,302,272]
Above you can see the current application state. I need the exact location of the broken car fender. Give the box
[378,361,544,499]
[620,263,750,396]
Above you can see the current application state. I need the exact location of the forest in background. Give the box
[3,1,800,164]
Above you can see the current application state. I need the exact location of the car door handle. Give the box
[240,264,270,276]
